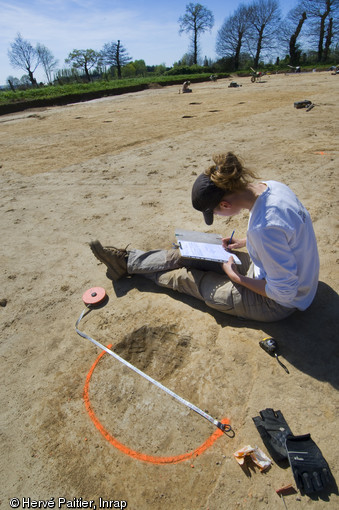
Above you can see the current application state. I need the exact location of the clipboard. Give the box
[175,229,241,265]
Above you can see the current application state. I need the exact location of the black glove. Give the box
[285,434,334,494]
[252,408,292,462]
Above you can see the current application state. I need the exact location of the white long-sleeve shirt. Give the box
[246,181,319,310]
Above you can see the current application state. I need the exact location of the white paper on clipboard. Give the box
[175,230,241,264]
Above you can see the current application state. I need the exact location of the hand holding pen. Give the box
[228,230,235,246]
[222,230,246,251]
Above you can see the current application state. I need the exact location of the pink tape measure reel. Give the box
[82,287,107,306]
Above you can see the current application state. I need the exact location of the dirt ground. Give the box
[1,72,338,510]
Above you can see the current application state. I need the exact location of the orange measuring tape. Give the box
[77,287,234,463]
[84,345,230,464]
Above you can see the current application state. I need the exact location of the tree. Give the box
[302,0,339,62]
[122,63,136,78]
[178,3,214,65]
[7,74,33,90]
[133,59,147,76]
[154,64,167,75]
[323,15,334,60]
[8,33,40,86]
[54,68,82,85]
[177,52,196,66]
[279,3,308,66]
[216,4,252,70]
[288,8,307,66]
[65,49,102,81]
[7,76,20,91]
[101,40,132,78]
[120,60,147,78]
[247,0,281,68]
[36,44,58,84]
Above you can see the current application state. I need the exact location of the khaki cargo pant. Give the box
[127,248,295,322]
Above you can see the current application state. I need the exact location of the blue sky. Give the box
[0,0,297,85]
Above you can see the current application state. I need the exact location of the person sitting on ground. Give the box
[182,80,192,93]
[89,152,319,323]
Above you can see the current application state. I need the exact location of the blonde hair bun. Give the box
[205,152,257,193]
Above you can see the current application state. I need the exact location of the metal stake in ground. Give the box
[76,306,233,435]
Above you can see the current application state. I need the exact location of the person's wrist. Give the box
[232,272,241,284]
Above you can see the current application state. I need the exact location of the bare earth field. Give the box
[1,73,338,510]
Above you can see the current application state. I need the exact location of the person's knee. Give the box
[199,272,233,306]
[157,268,204,300]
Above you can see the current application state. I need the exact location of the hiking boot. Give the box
[89,240,128,281]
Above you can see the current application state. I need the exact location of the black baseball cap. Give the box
[191,173,226,225]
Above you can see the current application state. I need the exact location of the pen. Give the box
[228,230,235,246]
